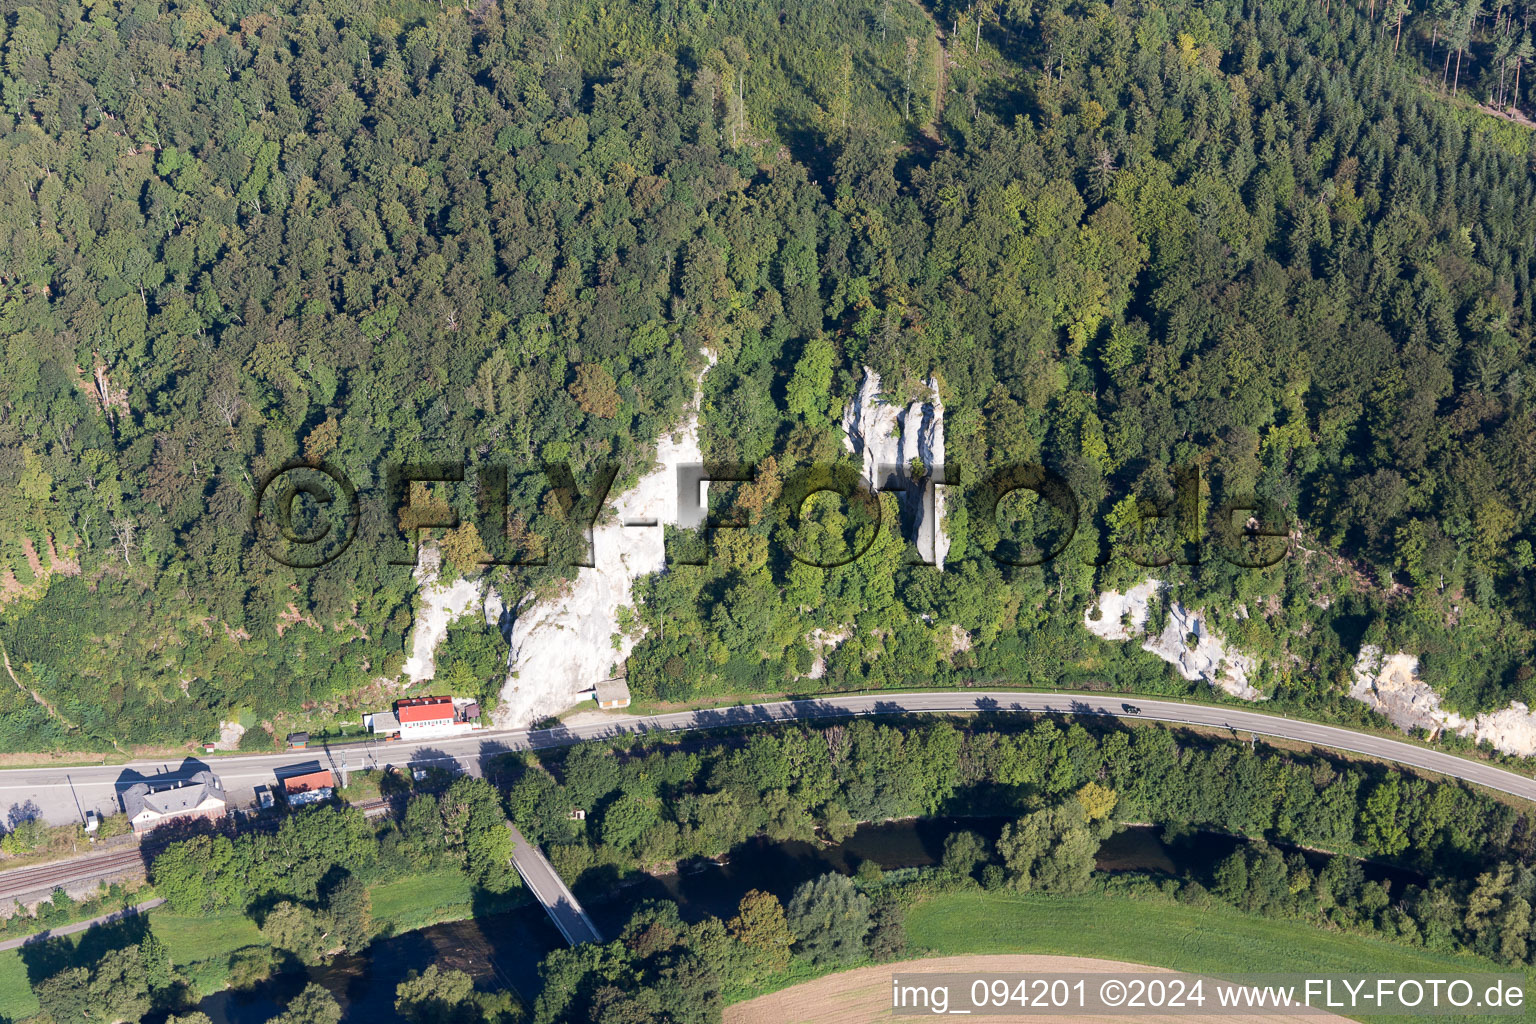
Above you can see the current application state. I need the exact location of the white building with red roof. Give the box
[282,769,335,806]
[365,695,481,739]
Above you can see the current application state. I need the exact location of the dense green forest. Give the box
[2,0,1536,748]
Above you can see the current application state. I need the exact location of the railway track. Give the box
[0,799,392,903]
[0,846,147,901]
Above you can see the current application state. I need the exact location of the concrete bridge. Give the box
[506,822,602,945]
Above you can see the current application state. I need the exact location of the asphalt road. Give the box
[4,693,1536,828]
[0,898,164,951]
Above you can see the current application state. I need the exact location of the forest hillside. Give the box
[1,0,1534,749]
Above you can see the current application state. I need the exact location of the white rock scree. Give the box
[1084,579,1263,701]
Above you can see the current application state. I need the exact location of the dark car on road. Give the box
[1121,703,1142,714]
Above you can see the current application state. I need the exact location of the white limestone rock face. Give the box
[1084,579,1160,641]
[401,548,499,683]
[1144,600,1262,701]
[493,356,716,728]
[1085,579,1263,701]
[1348,647,1459,735]
[1475,705,1536,756]
[1349,646,1536,755]
[840,366,949,567]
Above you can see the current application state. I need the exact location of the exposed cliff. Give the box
[1350,646,1536,755]
[1085,579,1263,700]
[492,356,715,727]
[840,366,949,567]
[400,546,502,683]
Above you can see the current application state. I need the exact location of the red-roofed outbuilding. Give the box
[282,769,335,807]
[283,769,334,794]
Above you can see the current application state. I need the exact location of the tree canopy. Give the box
[0,0,1533,745]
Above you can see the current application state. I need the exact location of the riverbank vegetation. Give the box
[12,717,1536,1020]
[510,717,1525,882]
[149,780,517,916]
[519,716,1536,1019]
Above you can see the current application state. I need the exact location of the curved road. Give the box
[547,693,1536,801]
[3,693,1536,831]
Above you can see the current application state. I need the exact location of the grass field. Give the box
[0,865,523,1021]
[0,950,34,1021]
[151,865,520,993]
[907,890,1515,975]
[905,890,1535,1022]
[149,908,266,997]
[724,888,1536,1022]
[369,865,523,931]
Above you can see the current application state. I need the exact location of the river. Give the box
[195,821,1423,1022]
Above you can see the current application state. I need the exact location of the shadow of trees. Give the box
[17,914,149,986]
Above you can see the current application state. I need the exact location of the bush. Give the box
[786,873,872,966]
[238,727,276,752]
[865,896,908,962]
[940,830,988,881]
[227,946,274,990]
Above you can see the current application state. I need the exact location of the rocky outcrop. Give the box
[1084,579,1263,701]
[840,367,949,567]
[1084,579,1160,641]
[1350,646,1536,755]
[1144,601,1262,701]
[1348,648,1456,735]
[493,355,716,727]
[1477,706,1536,756]
[400,547,502,683]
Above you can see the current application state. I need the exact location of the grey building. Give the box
[122,770,227,834]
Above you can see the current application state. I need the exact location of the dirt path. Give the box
[726,954,1348,1024]
[0,642,77,732]
[1476,101,1536,129]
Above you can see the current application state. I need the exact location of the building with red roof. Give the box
[364,695,481,738]
[282,769,335,806]
[396,695,455,728]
